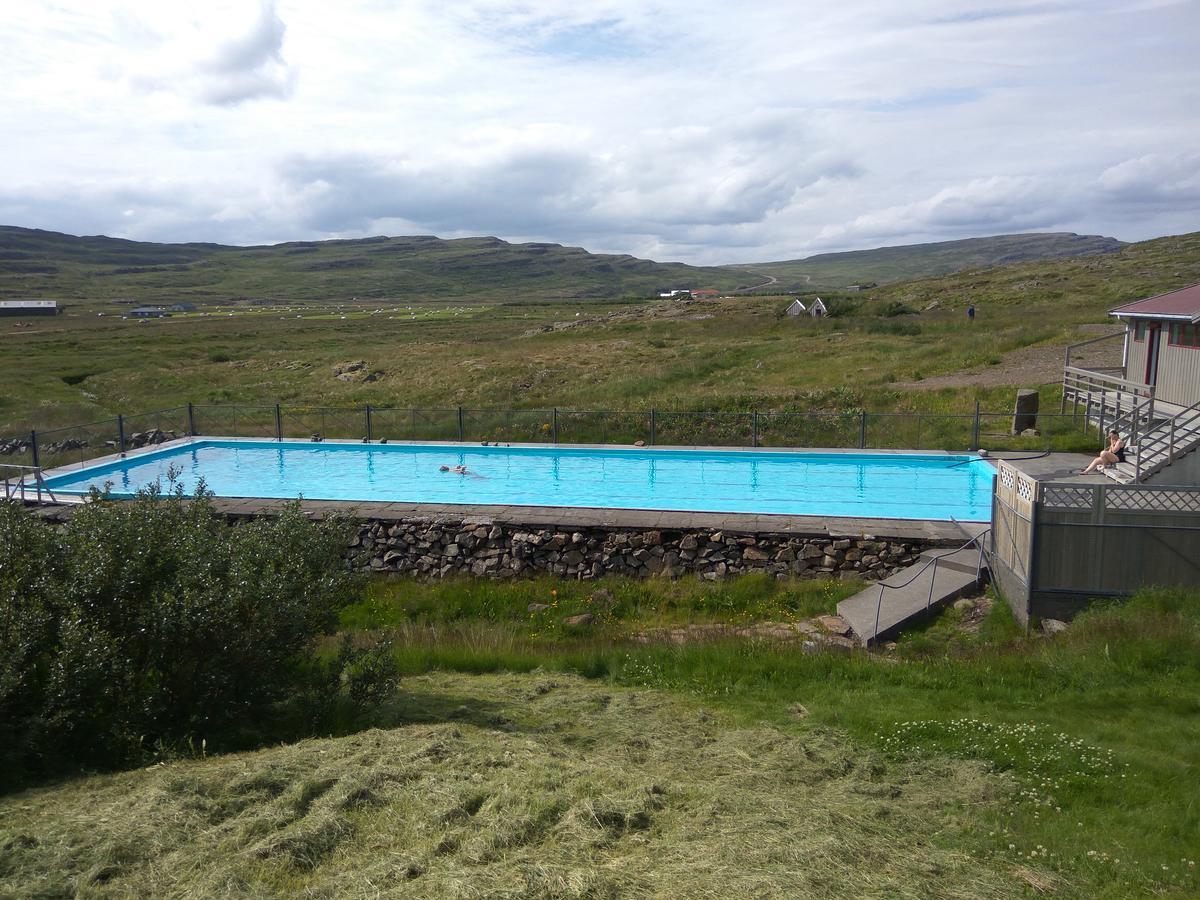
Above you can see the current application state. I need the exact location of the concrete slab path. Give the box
[838,545,986,646]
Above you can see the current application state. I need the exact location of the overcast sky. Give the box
[3,1,1198,264]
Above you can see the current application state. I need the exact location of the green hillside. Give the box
[2,230,1197,435]
[0,227,752,303]
[737,232,1126,289]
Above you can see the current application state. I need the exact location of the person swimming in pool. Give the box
[438,464,469,474]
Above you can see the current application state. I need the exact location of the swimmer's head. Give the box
[439,465,449,471]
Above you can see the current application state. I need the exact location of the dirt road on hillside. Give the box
[893,325,1125,390]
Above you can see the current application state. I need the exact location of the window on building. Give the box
[1134,321,1148,342]
[1168,323,1200,348]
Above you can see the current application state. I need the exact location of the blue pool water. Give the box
[40,440,995,521]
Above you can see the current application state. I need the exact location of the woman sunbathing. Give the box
[1081,430,1126,474]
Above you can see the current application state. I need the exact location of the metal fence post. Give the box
[916,414,923,448]
[457,407,465,442]
[274,404,283,442]
[30,431,39,469]
[552,407,558,444]
[187,402,197,436]
[117,415,126,452]
[752,410,758,447]
[650,409,657,446]
[859,411,867,449]
[972,401,980,449]
[365,404,373,441]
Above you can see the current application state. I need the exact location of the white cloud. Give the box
[1,0,1197,263]
[120,1,294,106]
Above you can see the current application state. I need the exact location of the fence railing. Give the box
[867,526,991,645]
[1,464,56,503]
[1,401,1100,472]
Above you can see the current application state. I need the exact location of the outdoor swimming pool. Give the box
[39,439,996,522]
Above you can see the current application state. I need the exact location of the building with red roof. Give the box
[1110,283,1200,407]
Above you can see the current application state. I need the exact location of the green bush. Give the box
[0,489,361,785]
[821,298,862,318]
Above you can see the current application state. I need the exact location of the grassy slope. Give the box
[332,578,1200,899]
[737,232,1127,289]
[2,231,1197,436]
[3,580,1198,897]
[0,227,750,303]
[0,671,1021,899]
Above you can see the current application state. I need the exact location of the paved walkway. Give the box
[838,545,986,645]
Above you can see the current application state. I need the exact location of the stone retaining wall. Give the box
[348,518,940,581]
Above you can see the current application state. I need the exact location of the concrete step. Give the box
[1103,462,1137,483]
[837,546,986,647]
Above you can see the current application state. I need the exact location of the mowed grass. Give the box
[3,231,1198,436]
[1,582,1198,896]
[0,671,1025,898]
[340,581,1200,898]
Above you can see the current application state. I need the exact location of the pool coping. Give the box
[32,436,993,542]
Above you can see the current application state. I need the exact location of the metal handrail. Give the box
[869,528,991,645]
[1108,395,1156,449]
[1131,398,1200,481]
[0,464,57,504]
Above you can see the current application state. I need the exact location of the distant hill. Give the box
[0,227,753,303]
[734,232,1127,289]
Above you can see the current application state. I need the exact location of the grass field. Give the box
[3,231,1198,440]
[2,578,1197,898]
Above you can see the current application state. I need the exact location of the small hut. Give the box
[809,297,828,318]
[785,299,806,316]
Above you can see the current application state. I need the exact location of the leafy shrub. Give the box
[821,298,862,318]
[0,488,361,785]
[338,637,401,709]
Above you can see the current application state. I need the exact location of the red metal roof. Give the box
[1110,282,1200,322]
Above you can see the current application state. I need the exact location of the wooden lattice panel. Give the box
[1017,475,1035,503]
[1041,486,1096,510]
[1106,488,1200,514]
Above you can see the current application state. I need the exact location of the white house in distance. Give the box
[785,297,827,318]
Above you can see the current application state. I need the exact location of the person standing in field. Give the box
[967,304,976,322]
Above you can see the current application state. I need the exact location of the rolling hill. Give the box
[735,232,1126,289]
[0,227,752,304]
[1,226,1130,304]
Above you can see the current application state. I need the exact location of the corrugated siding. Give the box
[1126,329,1150,386]
[1155,340,1200,406]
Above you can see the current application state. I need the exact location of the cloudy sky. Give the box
[2,1,1198,264]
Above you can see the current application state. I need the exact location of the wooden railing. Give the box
[1062,363,1153,441]
[0,464,56,504]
